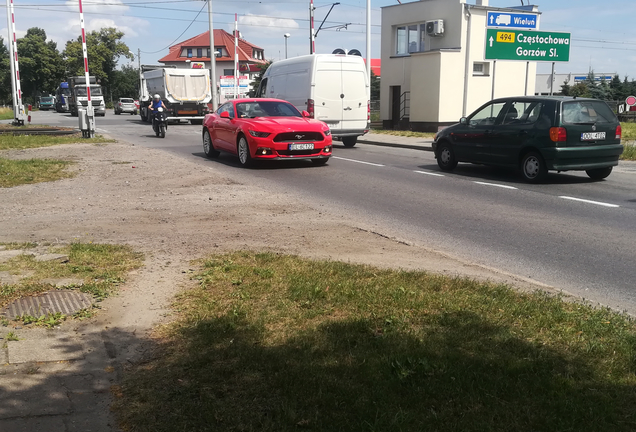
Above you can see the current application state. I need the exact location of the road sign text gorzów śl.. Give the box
[485,29,571,62]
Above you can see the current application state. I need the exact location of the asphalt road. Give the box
[39,110,636,313]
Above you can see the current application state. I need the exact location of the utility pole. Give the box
[366,0,371,103]
[234,13,238,99]
[309,0,315,54]
[207,0,218,110]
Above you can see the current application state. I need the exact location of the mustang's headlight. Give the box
[323,129,331,136]
[248,130,270,138]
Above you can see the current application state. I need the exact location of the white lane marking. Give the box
[414,170,444,177]
[473,181,518,190]
[333,156,385,167]
[559,196,619,208]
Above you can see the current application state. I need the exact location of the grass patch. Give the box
[0,133,112,150]
[621,122,636,141]
[621,142,636,161]
[370,128,436,138]
[0,242,38,250]
[114,252,636,432]
[0,158,75,187]
[0,243,144,307]
[0,107,14,120]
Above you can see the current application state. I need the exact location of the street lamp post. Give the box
[284,33,290,59]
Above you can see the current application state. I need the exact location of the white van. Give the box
[256,54,369,147]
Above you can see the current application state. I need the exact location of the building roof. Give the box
[363,58,381,77]
[158,29,265,65]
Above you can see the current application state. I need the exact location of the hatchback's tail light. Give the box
[616,124,622,140]
[550,127,567,143]
[307,99,314,119]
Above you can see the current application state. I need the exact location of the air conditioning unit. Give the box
[426,19,444,36]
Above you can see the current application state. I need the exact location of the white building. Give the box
[381,0,541,131]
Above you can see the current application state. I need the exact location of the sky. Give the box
[1,0,636,80]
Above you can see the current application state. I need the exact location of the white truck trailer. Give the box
[139,66,212,124]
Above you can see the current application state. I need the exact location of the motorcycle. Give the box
[152,107,167,138]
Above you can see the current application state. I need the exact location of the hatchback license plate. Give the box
[581,132,606,141]
[289,143,314,150]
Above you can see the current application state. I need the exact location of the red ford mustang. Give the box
[202,98,333,167]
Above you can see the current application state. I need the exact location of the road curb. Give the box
[357,139,433,152]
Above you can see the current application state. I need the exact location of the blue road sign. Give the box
[487,12,538,29]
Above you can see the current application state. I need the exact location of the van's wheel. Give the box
[436,141,458,171]
[203,129,220,158]
[342,136,357,148]
[520,151,547,183]
[586,167,612,180]
[237,136,253,167]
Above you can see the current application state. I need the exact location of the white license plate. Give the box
[581,132,606,141]
[289,143,314,150]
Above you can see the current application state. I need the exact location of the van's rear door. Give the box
[314,56,368,135]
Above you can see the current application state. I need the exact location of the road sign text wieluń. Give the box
[485,29,571,62]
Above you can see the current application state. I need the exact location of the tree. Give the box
[63,28,133,102]
[16,28,65,104]
[249,60,272,96]
[370,70,380,101]
[111,64,139,100]
[0,36,12,105]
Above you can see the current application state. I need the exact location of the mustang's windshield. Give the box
[236,101,301,118]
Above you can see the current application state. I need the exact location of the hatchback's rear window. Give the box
[562,100,617,124]
[121,98,134,103]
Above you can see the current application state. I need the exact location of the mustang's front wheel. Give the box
[237,136,253,167]
[203,129,220,158]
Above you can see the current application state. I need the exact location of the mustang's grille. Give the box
[273,132,324,142]
[277,149,323,156]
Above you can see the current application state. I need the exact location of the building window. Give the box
[473,62,490,76]
[397,24,424,55]
[396,26,407,55]
[224,69,234,76]
[215,47,226,57]
[408,25,418,53]
[197,48,202,58]
[187,48,192,58]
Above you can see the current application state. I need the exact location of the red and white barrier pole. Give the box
[27,104,31,124]
[6,0,25,125]
[77,0,95,138]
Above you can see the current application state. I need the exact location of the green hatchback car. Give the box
[432,96,623,182]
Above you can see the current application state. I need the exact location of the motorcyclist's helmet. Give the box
[153,94,161,100]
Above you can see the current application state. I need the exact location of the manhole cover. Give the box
[1,290,94,319]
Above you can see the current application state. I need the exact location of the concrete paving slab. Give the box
[0,250,34,263]
[0,374,71,418]
[7,337,85,364]
[34,253,69,263]
[0,416,67,432]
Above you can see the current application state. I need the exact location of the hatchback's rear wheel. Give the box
[586,166,612,180]
[520,152,547,183]
[436,142,458,171]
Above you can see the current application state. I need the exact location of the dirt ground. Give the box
[1,139,557,347]
[0,139,553,332]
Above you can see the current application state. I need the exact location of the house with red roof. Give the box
[158,29,266,102]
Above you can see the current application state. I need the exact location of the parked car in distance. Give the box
[39,96,55,111]
[115,97,138,115]
[202,98,333,167]
[432,96,623,182]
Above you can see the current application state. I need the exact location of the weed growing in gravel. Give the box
[0,243,144,308]
[5,331,19,341]
[18,312,66,328]
[0,158,75,187]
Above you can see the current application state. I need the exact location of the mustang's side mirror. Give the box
[220,111,230,119]
[301,110,310,118]
[459,117,468,125]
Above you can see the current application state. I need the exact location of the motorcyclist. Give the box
[149,94,166,111]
